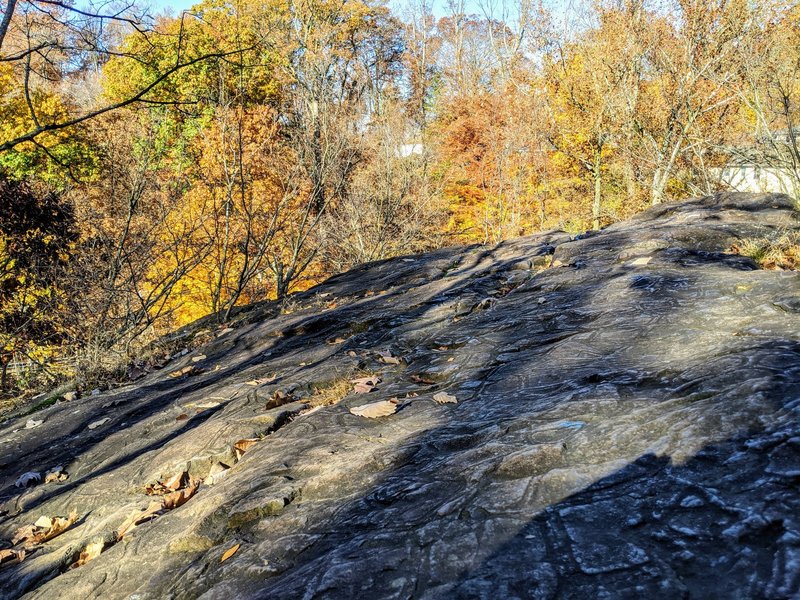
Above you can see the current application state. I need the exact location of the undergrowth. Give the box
[731,231,800,270]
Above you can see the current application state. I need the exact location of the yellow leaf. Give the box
[220,543,240,563]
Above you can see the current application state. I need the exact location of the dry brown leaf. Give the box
[169,365,197,379]
[351,376,380,394]
[145,471,189,495]
[378,351,402,365]
[12,512,78,547]
[162,481,200,510]
[233,438,259,459]
[11,525,35,546]
[351,376,381,386]
[70,540,105,569]
[44,466,68,483]
[246,374,277,386]
[433,392,458,404]
[349,398,400,419]
[410,374,437,385]
[0,548,25,568]
[220,543,240,563]
[175,413,189,421]
[163,471,188,492]
[116,501,163,539]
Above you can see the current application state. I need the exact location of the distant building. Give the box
[718,161,798,196]
[397,143,424,158]
[717,130,799,197]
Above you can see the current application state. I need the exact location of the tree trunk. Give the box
[1,354,9,391]
[651,168,665,205]
[592,152,602,230]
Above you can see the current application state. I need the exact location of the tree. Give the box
[626,0,751,204]
[734,2,800,197]
[0,0,255,154]
[0,173,76,390]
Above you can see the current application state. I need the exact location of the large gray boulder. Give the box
[1,192,799,599]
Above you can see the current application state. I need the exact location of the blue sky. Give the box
[147,0,197,14]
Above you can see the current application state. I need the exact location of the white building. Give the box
[718,162,799,196]
[717,130,800,198]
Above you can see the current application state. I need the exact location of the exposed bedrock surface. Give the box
[1,193,800,599]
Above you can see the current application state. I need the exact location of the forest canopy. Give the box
[1,0,799,399]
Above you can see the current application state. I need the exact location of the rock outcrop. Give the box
[1,192,799,599]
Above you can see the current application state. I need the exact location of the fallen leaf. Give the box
[410,374,437,385]
[629,256,652,266]
[475,298,495,310]
[87,417,110,430]
[0,548,25,568]
[246,374,277,386]
[265,389,293,409]
[70,540,105,569]
[377,351,402,365]
[351,376,381,386]
[116,502,163,539]
[162,481,200,510]
[62,391,78,402]
[165,471,189,491]
[169,365,198,378]
[10,525,35,546]
[351,376,381,394]
[25,418,43,429]
[220,543,240,562]
[33,516,52,529]
[14,472,41,488]
[44,465,67,483]
[191,354,207,362]
[433,392,458,404]
[145,471,190,495]
[350,398,400,419]
[233,438,259,459]
[12,512,78,546]
[175,413,189,421]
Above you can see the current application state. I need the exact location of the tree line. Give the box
[1,0,799,397]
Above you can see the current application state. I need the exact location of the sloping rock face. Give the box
[1,193,800,599]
